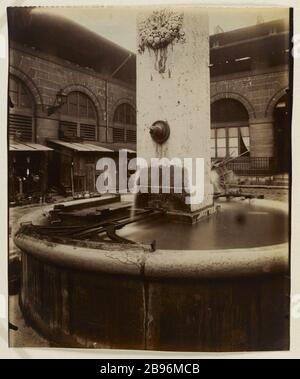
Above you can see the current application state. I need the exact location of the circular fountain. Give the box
[14,194,289,351]
[13,9,289,351]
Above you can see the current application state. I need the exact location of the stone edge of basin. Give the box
[13,199,289,279]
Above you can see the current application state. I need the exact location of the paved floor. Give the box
[9,295,50,347]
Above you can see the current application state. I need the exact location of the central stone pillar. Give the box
[136,7,214,222]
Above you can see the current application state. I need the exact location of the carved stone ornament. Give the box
[138,9,186,73]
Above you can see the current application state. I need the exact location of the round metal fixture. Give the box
[149,120,170,144]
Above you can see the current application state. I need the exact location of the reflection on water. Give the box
[118,201,289,250]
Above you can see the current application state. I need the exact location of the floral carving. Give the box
[138,9,186,73]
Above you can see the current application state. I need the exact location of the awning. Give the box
[9,142,53,152]
[120,148,136,154]
[48,140,114,153]
[95,142,136,154]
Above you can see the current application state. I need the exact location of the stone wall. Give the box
[9,42,136,145]
[211,67,289,157]
[9,41,289,158]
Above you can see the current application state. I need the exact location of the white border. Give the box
[1,0,299,358]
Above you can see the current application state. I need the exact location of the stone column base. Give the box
[165,203,217,224]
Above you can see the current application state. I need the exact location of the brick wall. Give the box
[9,42,289,158]
[9,42,136,146]
[211,67,289,157]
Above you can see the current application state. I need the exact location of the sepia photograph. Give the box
[7,4,291,352]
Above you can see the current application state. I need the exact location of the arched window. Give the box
[8,75,34,142]
[60,91,97,141]
[113,103,136,143]
[210,99,250,158]
[114,103,136,125]
[211,99,249,123]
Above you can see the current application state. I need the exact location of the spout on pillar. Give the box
[136,8,214,222]
[149,120,170,144]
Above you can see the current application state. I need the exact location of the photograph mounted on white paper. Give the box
[7,5,291,351]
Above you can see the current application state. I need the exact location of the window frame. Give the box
[113,103,136,143]
[8,75,35,142]
[113,103,136,126]
[211,122,250,159]
[60,91,98,141]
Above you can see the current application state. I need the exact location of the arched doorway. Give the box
[273,93,290,173]
[60,91,97,141]
[210,98,250,159]
[113,103,136,143]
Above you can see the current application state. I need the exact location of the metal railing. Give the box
[212,157,276,176]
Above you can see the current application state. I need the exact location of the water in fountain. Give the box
[119,198,288,250]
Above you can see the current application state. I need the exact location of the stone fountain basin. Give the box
[13,197,289,351]
[13,198,289,278]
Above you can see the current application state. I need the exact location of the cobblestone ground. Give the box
[8,189,289,347]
